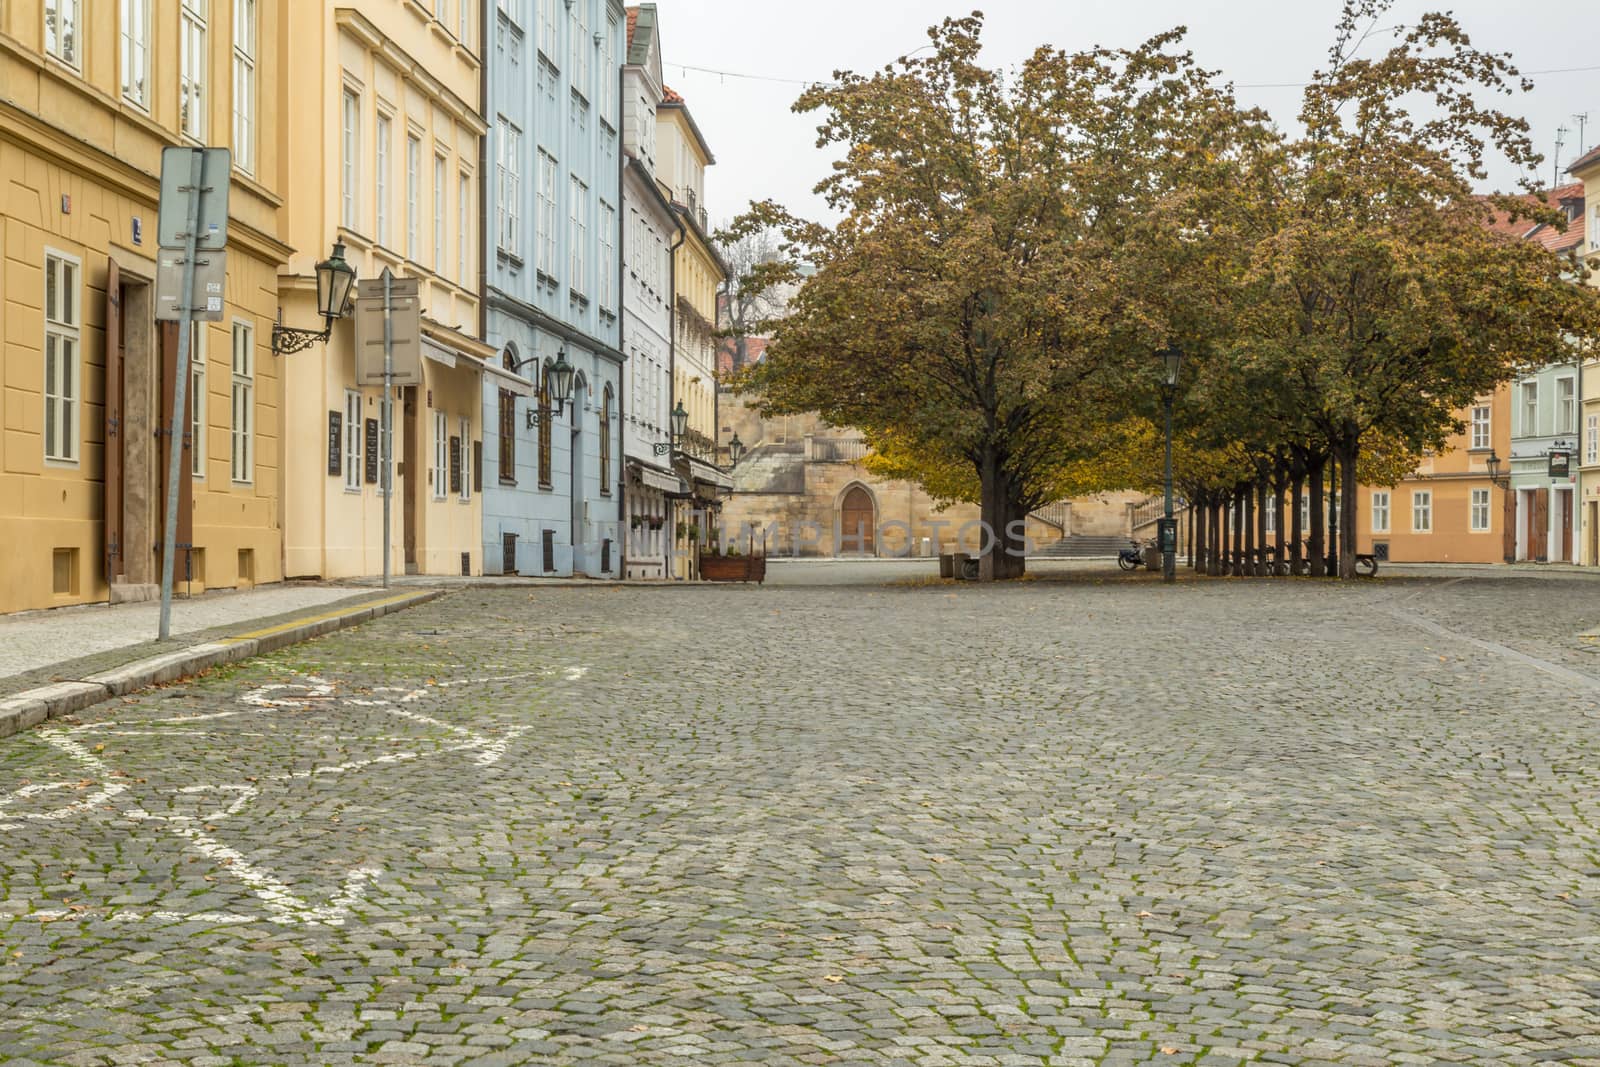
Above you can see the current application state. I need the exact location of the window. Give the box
[1470,405,1490,451]
[232,0,257,174]
[1522,381,1539,437]
[43,252,80,463]
[1589,413,1599,465]
[341,89,360,229]
[537,0,557,63]
[458,0,471,41]
[190,329,207,478]
[1558,377,1576,435]
[537,365,553,487]
[230,321,254,483]
[537,150,558,277]
[434,153,447,272]
[1263,502,1276,535]
[458,417,471,501]
[1470,488,1490,533]
[375,114,392,245]
[497,121,520,255]
[435,0,446,20]
[599,15,616,124]
[570,0,589,99]
[433,411,448,500]
[599,386,612,495]
[1371,491,1390,533]
[598,200,615,313]
[344,390,363,491]
[569,176,588,295]
[498,350,517,484]
[181,0,208,140]
[46,0,80,67]
[121,0,150,106]
[458,172,471,283]
[1412,490,1432,533]
[406,134,421,260]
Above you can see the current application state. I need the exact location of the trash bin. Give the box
[1143,546,1161,571]
[939,553,954,578]
[952,552,972,580]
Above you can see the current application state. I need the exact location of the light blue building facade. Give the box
[481,0,626,577]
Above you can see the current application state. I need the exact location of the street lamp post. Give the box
[270,241,357,355]
[1158,347,1183,583]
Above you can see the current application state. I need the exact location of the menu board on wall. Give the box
[365,419,380,484]
[327,412,342,476]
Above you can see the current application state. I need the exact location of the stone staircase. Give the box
[1034,534,1132,559]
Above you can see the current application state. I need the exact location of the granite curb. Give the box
[0,590,441,741]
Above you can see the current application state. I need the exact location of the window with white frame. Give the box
[1263,500,1276,535]
[537,0,557,63]
[433,411,448,500]
[1589,413,1599,465]
[375,113,392,245]
[232,0,256,174]
[1558,376,1577,435]
[599,14,616,124]
[121,0,150,106]
[190,329,207,478]
[569,175,588,295]
[43,252,80,463]
[435,0,446,21]
[231,321,254,483]
[341,89,360,229]
[344,390,362,492]
[598,200,615,312]
[570,0,589,99]
[1470,405,1490,451]
[459,171,471,283]
[537,149,558,276]
[1412,490,1432,533]
[46,0,80,67]
[458,416,472,501]
[497,120,520,256]
[406,133,421,260]
[181,0,208,139]
[1371,490,1390,533]
[434,152,447,272]
[1522,380,1539,436]
[458,0,471,42]
[1470,488,1491,533]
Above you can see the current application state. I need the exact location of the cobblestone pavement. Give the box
[1,574,1599,1065]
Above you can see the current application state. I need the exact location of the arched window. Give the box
[599,384,613,495]
[498,347,517,485]
[537,359,553,488]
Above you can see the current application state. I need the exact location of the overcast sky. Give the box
[651,0,1600,227]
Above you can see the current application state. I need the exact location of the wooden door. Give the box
[158,322,194,575]
[104,260,123,585]
[1502,490,1517,562]
[1532,488,1549,561]
[402,386,418,570]
[1560,492,1573,562]
[839,486,875,555]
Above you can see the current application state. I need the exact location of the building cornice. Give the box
[334,8,488,136]
[486,289,627,365]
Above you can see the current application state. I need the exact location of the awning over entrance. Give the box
[422,336,462,370]
[628,462,686,495]
[482,359,534,396]
[685,457,734,492]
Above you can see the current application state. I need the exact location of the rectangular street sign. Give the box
[354,276,423,386]
[158,147,231,251]
[154,250,227,321]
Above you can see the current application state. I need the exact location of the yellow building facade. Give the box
[0,0,293,612]
[279,1,488,580]
[657,89,728,578]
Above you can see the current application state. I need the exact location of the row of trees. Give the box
[723,1,1600,579]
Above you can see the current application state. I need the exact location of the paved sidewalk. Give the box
[0,583,430,698]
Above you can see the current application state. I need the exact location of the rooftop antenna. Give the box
[1555,125,1570,190]
[1574,112,1591,158]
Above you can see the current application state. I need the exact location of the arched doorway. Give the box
[838,484,876,555]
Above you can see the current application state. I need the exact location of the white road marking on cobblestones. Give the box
[241,679,338,709]
[159,821,380,926]
[1385,606,1600,694]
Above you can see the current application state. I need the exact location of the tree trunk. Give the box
[1338,437,1360,580]
[1255,474,1269,577]
[1326,455,1339,578]
[977,450,1026,581]
[1272,461,1287,576]
[1243,484,1256,577]
[1308,454,1326,578]
[1187,498,1196,569]
[1208,499,1221,576]
[1232,487,1246,576]
[1289,456,1305,575]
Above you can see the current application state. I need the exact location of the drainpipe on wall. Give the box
[667,220,687,579]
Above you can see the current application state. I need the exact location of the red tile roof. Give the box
[1568,144,1600,176]
[662,85,684,104]
[1480,185,1585,242]
[625,6,638,49]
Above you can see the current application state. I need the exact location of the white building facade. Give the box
[620,4,683,579]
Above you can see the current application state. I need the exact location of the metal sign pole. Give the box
[381,268,394,590]
[157,150,204,641]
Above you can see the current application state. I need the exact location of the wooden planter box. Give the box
[699,552,767,584]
